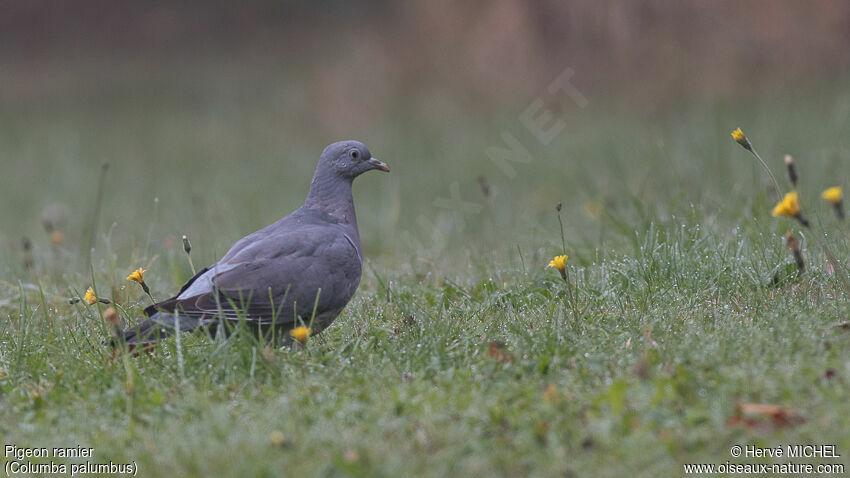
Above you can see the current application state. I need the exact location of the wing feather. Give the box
[145,222,361,328]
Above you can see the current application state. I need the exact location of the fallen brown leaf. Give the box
[727,403,805,429]
[485,341,513,363]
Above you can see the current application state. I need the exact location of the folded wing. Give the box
[144,220,362,329]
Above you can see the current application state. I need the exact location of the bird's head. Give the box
[319,140,390,179]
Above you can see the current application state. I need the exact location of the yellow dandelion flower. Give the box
[822,187,843,204]
[731,128,745,142]
[126,267,146,283]
[84,287,97,305]
[127,267,153,299]
[771,191,800,217]
[547,255,568,272]
[822,186,845,219]
[731,128,751,150]
[290,326,312,343]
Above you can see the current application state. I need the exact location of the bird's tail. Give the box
[109,311,204,348]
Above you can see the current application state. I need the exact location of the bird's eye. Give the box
[349,150,359,160]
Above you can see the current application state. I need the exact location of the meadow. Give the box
[1,63,850,476]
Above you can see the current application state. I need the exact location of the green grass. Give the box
[2,65,850,477]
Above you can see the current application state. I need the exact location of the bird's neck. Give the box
[303,172,359,229]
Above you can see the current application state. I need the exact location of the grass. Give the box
[2,63,850,476]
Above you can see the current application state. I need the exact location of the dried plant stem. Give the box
[556,208,567,255]
[186,254,196,276]
[84,162,110,267]
[556,209,576,319]
[748,148,782,200]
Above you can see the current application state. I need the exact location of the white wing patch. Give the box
[342,233,361,262]
[176,261,240,299]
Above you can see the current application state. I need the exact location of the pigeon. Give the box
[114,140,389,347]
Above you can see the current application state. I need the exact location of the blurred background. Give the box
[3,1,850,282]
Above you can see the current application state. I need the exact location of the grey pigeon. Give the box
[115,140,389,347]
